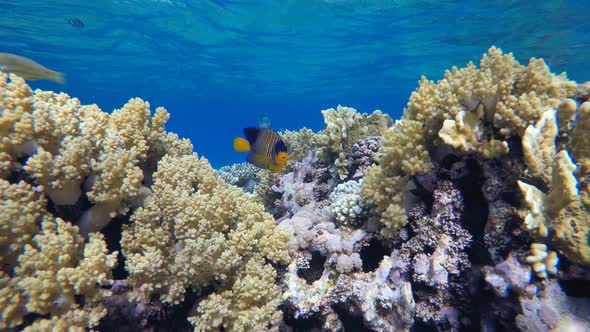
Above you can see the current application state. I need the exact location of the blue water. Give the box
[2,0,589,168]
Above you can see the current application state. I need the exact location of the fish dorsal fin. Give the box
[243,127,259,144]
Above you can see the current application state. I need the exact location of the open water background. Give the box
[2,0,589,167]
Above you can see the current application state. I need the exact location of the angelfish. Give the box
[233,127,289,173]
[0,53,65,84]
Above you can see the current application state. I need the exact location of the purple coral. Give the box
[348,136,383,179]
[516,280,590,332]
[401,180,475,328]
[482,254,532,298]
[273,155,335,216]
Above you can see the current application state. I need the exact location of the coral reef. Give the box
[2,48,590,332]
[266,47,590,331]
[316,105,392,180]
[121,153,290,330]
[277,207,414,331]
[280,128,319,162]
[0,72,289,331]
[217,162,261,193]
[347,136,383,178]
[264,154,335,218]
[329,179,367,227]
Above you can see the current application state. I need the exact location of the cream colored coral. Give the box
[439,104,508,158]
[403,76,463,140]
[281,128,318,161]
[521,109,558,184]
[0,73,34,177]
[401,48,516,165]
[570,101,590,171]
[0,180,46,267]
[1,216,116,330]
[78,98,174,234]
[360,119,432,237]
[122,153,289,330]
[317,105,392,179]
[361,166,408,237]
[517,180,550,238]
[24,308,102,332]
[87,98,168,204]
[380,120,432,176]
[189,255,283,332]
[494,91,556,137]
[556,99,577,134]
[0,271,25,328]
[518,150,589,264]
[366,46,576,241]
[518,150,578,239]
[403,46,575,143]
[514,57,577,100]
[20,91,98,205]
[494,56,576,137]
[526,243,559,279]
[31,90,83,148]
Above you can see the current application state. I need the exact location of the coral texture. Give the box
[3,46,590,332]
[121,153,290,330]
[0,72,289,331]
[317,105,392,179]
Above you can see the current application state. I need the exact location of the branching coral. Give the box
[361,120,431,236]
[189,255,283,331]
[24,91,99,205]
[0,72,190,235]
[316,105,392,179]
[0,216,117,330]
[518,106,590,266]
[0,179,46,268]
[363,46,578,243]
[79,98,171,234]
[0,73,138,330]
[439,104,509,158]
[0,74,34,178]
[403,46,575,142]
[281,127,319,162]
[121,153,290,330]
[361,166,408,237]
[569,101,590,171]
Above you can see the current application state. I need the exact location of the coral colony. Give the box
[1,47,590,331]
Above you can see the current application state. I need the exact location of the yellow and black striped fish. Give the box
[233,127,288,173]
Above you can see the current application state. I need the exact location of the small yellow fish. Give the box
[0,52,65,84]
[233,127,289,173]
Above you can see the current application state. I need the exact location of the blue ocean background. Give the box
[2,0,589,168]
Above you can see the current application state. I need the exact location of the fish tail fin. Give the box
[53,71,65,85]
[47,70,65,84]
[233,137,251,152]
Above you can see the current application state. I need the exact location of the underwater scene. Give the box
[2,0,590,331]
